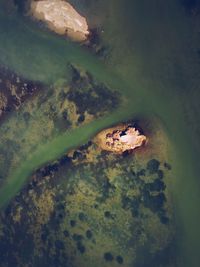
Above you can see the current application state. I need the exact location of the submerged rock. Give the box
[30,0,89,42]
[94,123,147,154]
[0,93,7,116]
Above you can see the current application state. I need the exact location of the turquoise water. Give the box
[0,0,200,266]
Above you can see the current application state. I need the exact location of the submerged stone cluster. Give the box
[0,136,173,267]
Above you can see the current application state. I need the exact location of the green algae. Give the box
[0,122,175,267]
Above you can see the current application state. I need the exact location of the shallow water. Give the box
[0,0,200,266]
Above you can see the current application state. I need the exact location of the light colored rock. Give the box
[30,0,89,41]
[94,124,147,154]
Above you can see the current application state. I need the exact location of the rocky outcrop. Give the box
[94,124,147,154]
[30,0,89,42]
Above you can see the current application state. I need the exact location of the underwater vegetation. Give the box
[0,119,175,267]
[0,64,120,187]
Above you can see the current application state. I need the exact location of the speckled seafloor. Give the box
[0,118,175,267]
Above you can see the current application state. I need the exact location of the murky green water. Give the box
[0,0,200,266]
